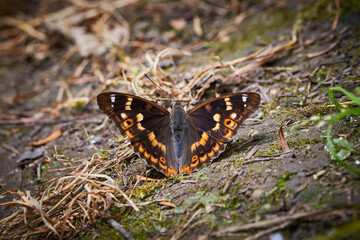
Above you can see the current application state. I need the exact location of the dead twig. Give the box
[106,218,134,240]
[303,40,340,58]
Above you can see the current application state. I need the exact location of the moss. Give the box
[313,66,331,82]
[301,0,336,22]
[113,205,166,240]
[287,137,322,149]
[340,1,360,15]
[256,142,283,156]
[250,201,261,212]
[132,181,162,200]
[174,191,230,214]
[211,5,297,56]
[313,220,360,240]
[278,172,291,188]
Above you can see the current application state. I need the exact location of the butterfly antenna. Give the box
[180,73,214,101]
[144,74,176,101]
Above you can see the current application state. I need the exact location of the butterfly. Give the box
[97,91,260,176]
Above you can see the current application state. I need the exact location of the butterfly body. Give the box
[97,92,260,176]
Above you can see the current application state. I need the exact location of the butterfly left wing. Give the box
[97,92,178,176]
[179,92,261,174]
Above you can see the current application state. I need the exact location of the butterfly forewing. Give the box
[188,92,261,142]
[97,92,178,175]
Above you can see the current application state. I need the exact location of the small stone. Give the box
[251,189,264,199]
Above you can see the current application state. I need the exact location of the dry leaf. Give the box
[278,126,290,152]
[68,27,107,56]
[245,146,259,160]
[193,16,202,36]
[32,128,62,146]
[135,175,160,181]
[159,201,176,207]
[170,18,186,31]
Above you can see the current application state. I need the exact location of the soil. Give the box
[1,0,360,239]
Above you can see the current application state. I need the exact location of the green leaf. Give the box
[325,138,353,161]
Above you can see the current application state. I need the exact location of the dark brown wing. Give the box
[97,92,177,176]
[179,124,226,174]
[179,92,261,174]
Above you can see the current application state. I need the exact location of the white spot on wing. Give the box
[111,104,114,108]
[242,95,248,102]
[230,113,237,119]
[111,96,116,103]
[121,113,127,119]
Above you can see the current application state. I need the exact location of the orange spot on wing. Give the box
[137,123,146,131]
[212,122,220,131]
[124,130,134,139]
[180,165,191,174]
[136,113,144,122]
[213,113,221,122]
[191,142,199,152]
[148,132,159,147]
[199,132,209,146]
[166,165,177,176]
[159,156,167,169]
[207,150,215,158]
[138,144,145,153]
[145,103,152,110]
[224,118,237,130]
[223,128,233,139]
[213,143,220,152]
[161,144,166,153]
[200,154,208,163]
[121,119,133,129]
[144,151,150,159]
[151,155,158,164]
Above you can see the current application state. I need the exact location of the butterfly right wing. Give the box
[97,92,178,176]
[179,92,261,174]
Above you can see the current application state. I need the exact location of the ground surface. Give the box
[0,1,360,239]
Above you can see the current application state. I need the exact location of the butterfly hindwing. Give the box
[132,124,178,176]
[179,124,226,174]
